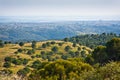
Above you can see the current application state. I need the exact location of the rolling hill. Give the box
[0,21,120,42]
[0,40,91,74]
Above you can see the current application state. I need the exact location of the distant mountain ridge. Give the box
[0,21,120,42]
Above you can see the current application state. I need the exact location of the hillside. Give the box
[0,40,91,74]
[65,33,120,48]
[0,21,120,42]
[0,38,120,80]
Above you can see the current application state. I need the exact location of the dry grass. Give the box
[0,40,92,74]
[0,74,27,80]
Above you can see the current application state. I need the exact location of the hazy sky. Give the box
[0,0,120,20]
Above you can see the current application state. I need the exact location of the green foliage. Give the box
[46,42,51,46]
[4,41,9,44]
[106,38,120,61]
[29,59,93,80]
[66,33,119,49]
[69,51,75,57]
[72,43,77,47]
[23,59,29,65]
[0,40,4,48]
[4,57,12,62]
[61,54,69,60]
[77,47,81,51]
[64,38,69,42]
[85,55,94,65]
[10,58,28,65]
[92,46,108,64]
[81,50,86,57]
[41,51,46,55]
[64,46,71,52]
[92,38,120,64]
[17,48,23,53]
[80,62,120,80]
[17,67,30,77]
[31,60,41,69]
[51,46,58,53]
[12,59,23,65]
[27,49,35,55]
[51,41,56,45]
[3,62,11,68]
[19,42,24,47]
[42,43,47,48]
[58,42,63,46]
[36,54,41,58]
[31,41,36,49]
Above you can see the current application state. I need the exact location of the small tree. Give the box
[17,67,30,77]
[64,38,69,42]
[72,43,77,47]
[23,59,29,65]
[78,47,81,51]
[17,48,23,53]
[81,50,86,58]
[0,40,4,48]
[3,62,11,68]
[31,60,41,69]
[41,51,46,55]
[32,41,36,49]
[51,46,58,53]
[4,41,8,44]
[75,51,80,56]
[12,59,22,65]
[27,49,35,55]
[42,43,47,48]
[46,42,50,46]
[64,46,71,52]
[4,57,12,62]
[19,42,24,47]
[58,43,63,46]
[51,41,56,45]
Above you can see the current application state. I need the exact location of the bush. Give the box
[78,47,81,51]
[17,48,23,53]
[17,67,30,77]
[12,59,22,65]
[64,46,71,52]
[72,43,77,47]
[19,42,24,47]
[46,42,51,46]
[31,60,41,69]
[29,59,93,80]
[3,62,11,68]
[41,51,46,55]
[58,43,63,46]
[31,41,36,49]
[51,46,58,53]
[42,43,47,48]
[4,57,12,62]
[64,38,69,42]
[0,40,4,48]
[23,59,29,65]
[51,41,56,45]
[27,49,35,55]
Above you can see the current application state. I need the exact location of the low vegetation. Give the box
[0,35,120,80]
[65,33,120,49]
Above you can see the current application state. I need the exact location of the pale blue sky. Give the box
[0,0,120,20]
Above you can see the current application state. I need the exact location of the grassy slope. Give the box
[0,40,92,73]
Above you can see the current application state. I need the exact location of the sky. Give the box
[0,0,120,20]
